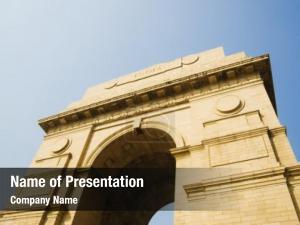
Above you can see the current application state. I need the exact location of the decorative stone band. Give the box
[170,145,192,155]
[39,54,275,134]
[286,165,300,186]
[183,166,299,201]
[269,126,287,136]
[169,126,270,156]
[0,211,55,221]
[202,126,269,145]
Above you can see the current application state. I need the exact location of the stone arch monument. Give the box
[1,47,300,225]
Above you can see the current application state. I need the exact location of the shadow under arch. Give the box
[72,127,177,225]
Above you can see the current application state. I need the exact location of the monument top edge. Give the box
[38,47,273,129]
[66,47,249,110]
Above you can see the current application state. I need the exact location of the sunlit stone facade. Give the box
[1,47,299,225]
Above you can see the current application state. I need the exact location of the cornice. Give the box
[170,144,206,157]
[183,167,286,200]
[202,126,269,145]
[183,165,300,200]
[286,164,300,176]
[170,145,192,155]
[269,126,287,136]
[39,54,274,133]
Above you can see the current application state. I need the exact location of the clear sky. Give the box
[0,1,299,224]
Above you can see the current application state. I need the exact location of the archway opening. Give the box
[148,203,174,225]
[72,128,176,225]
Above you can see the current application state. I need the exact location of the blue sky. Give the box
[0,1,299,224]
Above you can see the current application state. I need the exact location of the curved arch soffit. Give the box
[85,121,185,167]
[140,120,185,147]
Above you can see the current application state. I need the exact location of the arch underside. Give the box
[72,128,176,225]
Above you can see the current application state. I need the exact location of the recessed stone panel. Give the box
[209,135,268,167]
[203,111,264,139]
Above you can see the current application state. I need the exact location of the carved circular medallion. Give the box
[51,137,71,154]
[216,95,243,114]
[182,55,199,65]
